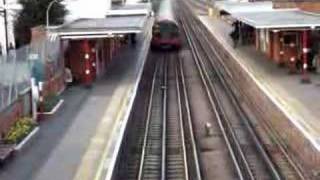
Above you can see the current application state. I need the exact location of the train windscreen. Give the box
[153,22,179,38]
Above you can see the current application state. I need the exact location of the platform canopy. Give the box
[50,14,149,40]
[214,1,273,14]
[233,9,320,29]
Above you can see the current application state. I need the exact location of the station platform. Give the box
[197,15,320,166]
[0,18,153,180]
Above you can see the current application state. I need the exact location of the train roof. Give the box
[156,0,175,21]
[155,17,178,25]
[107,3,152,16]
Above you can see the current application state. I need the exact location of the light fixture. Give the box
[84,53,90,59]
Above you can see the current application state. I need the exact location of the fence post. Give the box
[31,78,38,122]
[38,81,44,120]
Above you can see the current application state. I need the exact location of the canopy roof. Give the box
[233,10,320,29]
[106,3,152,16]
[51,15,149,39]
[215,1,273,14]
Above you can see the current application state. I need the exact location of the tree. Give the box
[14,0,67,47]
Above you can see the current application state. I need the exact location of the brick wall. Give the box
[273,1,320,12]
[0,91,32,139]
[31,26,46,42]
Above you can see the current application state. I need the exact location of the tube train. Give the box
[151,19,181,50]
[151,0,181,50]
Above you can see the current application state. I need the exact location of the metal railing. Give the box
[0,35,63,111]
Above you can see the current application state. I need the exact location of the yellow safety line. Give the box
[79,19,153,180]
[93,87,132,180]
[72,85,130,180]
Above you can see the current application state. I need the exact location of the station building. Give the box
[209,0,320,172]
[0,3,152,138]
[214,1,320,75]
[50,3,151,86]
[273,0,320,13]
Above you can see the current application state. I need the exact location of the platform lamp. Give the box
[46,0,61,31]
[46,0,78,31]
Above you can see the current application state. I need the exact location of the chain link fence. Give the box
[0,35,63,112]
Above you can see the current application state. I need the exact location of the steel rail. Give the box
[183,21,255,179]
[178,2,282,179]
[181,7,279,179]
[200,21,308,179]
[192,15,283,180]
[178,10,247,180]
[187,1,306,178]
[137,61,161,180]
[258,117,307,180]
[177,55,202,180]
[183,3,314,180]
[161,55,167,180]
[182,1,305,179]
[174,54,190,180]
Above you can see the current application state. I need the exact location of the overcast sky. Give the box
[64,0,111,21]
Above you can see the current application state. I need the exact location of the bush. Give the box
[42,93,61,112]
[4,117,36,144]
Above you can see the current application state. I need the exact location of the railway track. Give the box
[177,0,308,179]
[113,53,202,180]
[166,54,188,180]
[176,0,285,179]
[137,57,165,180]
[115,0,305,179]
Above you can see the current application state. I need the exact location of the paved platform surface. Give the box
[199,15,320,150]
[0,19,152,180]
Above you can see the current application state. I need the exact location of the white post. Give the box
[31,78,38,121]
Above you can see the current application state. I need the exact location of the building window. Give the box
[282,33,298,46]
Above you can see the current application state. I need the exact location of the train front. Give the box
[151,0,181,50]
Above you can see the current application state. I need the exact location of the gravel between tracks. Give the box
[179,49,237,180]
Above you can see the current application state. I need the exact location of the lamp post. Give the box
[46,0,60,30]
[1,0,9,54]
